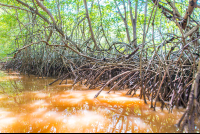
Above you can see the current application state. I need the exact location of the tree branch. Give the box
[0,2,30,12]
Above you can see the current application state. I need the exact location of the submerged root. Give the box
[4,37,200,132]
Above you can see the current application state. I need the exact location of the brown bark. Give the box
[128,0,137,48]
[152,0,174,16]
[16,0,86,52]
[83,0,99,50]
[35,0,56,24]
[152,0,183,22]
[181,0,197,30]
[134,1,138,47]
[153,0,197,30]
[97,0,110,46]
[0,2,30,12]
[114,0,131,44]
[140,0,148,104]
[165,0,182,18]
[15,0,64,36]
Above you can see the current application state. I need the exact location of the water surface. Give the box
[0,70,199,133]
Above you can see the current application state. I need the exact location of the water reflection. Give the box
[0,71,199,133]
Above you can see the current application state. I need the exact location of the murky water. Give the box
[0,70,199,133]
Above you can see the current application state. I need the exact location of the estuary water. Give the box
[0,70,199,133]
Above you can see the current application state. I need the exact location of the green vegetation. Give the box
[0,0,200,133]
[0,0,189,60]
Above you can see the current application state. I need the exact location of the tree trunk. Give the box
[140,0,148,104]
[114,0,131,44]
[134,1,138,47]
[83,0,99,50]
[181,0,197,30]
[128,0,137,48]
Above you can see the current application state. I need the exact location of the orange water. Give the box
[0,71,199,133]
